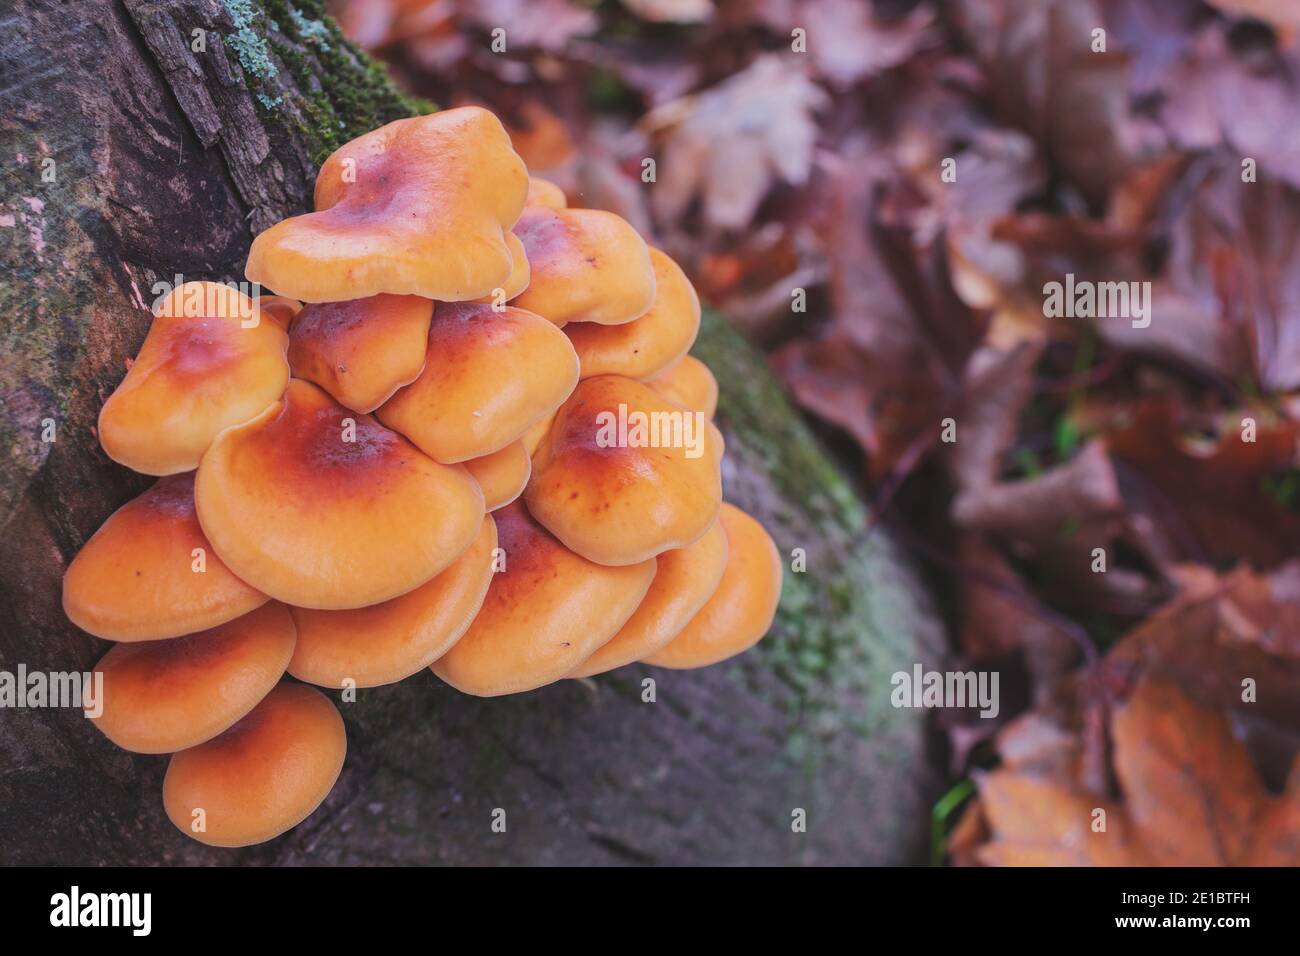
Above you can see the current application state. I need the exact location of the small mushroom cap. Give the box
[89,602,296,754]
[256,295,302,332]
[510,207,656,326]
[196,379,485,609]
[432,502,655,696]
[62,473,269,641]
[643,503,782,669]
[566,247,700,380]
[569,516,728,678]
[526,375,723,565]
[246,107,528,302]
[288,514,497,688]
[288,294,433,413]
[163,683,346,848]
[520,410,557,457]
[647,354,718,419]
[470,230,530,303]
[525,176,567,209]
[376,302,579,463]
[99,281,289,475]
[463,441,531,511]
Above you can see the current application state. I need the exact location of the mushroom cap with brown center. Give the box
[246,107,528,302]
[568,516,728,678]
[470,231,530,303]
[288,514,497,688]
[432,502,655,696]
[376,302,579,463]
[643,503,782,668]
[163,683,346,847]
[99,281,289,476]
[647,354,718,419]
[89,602,296,754]
[62,473,269,641]
[525,176,566,209]
[566,247,700,379]
[288,294,433,413]
[196,379,484,609]
[509,206,655,326]
[463,441,531,511]
[525,375,723,565]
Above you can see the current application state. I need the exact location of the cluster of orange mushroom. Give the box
[62,107,782,848]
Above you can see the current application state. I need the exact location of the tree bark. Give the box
[0,0,945,864]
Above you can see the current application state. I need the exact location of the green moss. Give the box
[685,311,933,762]
[258,0,435,165]
[692,311,864,532]
[0,135,107,522]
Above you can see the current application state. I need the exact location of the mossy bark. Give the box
[0,0,944,864]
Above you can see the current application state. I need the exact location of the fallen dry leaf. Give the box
[972,677,1300,865]
[620,0,713,24]
[1106,400,1300,567]
[799,0,934,89]
[644,55,828,231]
[1111,676,1264,864]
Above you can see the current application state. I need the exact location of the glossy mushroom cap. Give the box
[376,302,579,463]
[471,231,530,303]
[463,442,531,511]
[62,473,269,641]
[288,294,433,413]
[432,502,655,696]
[163,683,346,848]
[246,107,528,302]
[569,517,728,678]
[510,206,656,326]
[256,295,302,332]
[98,281,289,475]
[643,503,782,669]
[526,375,723,565]
[196,379,484,609]
[89,602,296,754]
[520,410,557,457]
[647,354,718,419]
[566,247,700,380]
[288,514,497,688]
[525,176,566,209]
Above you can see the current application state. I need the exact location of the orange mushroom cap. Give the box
[163,683,346,848]
[98,281,289,476]
[432,502,655,696]
[255,295,302,332]
[566,247,701,380]
[525,176,567,209]
[62,473,269,641]
[520,409,557,458]
[288,294,433,413]
[470,230,530,304]
[569,516,728,678]
[525,375,723,565]
[288,514,497,688]
[643,503,782,669]
[510,206,656,326]
[647,354,718,419]
[463,441,531,511]
[376,302,579,463]
[89,602,296,754]
[196,379,484,609]
[246,107,528,302]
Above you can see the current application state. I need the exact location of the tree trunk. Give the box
[0,0,945,864]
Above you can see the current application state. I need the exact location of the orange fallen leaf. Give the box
[970,677,1300,866]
